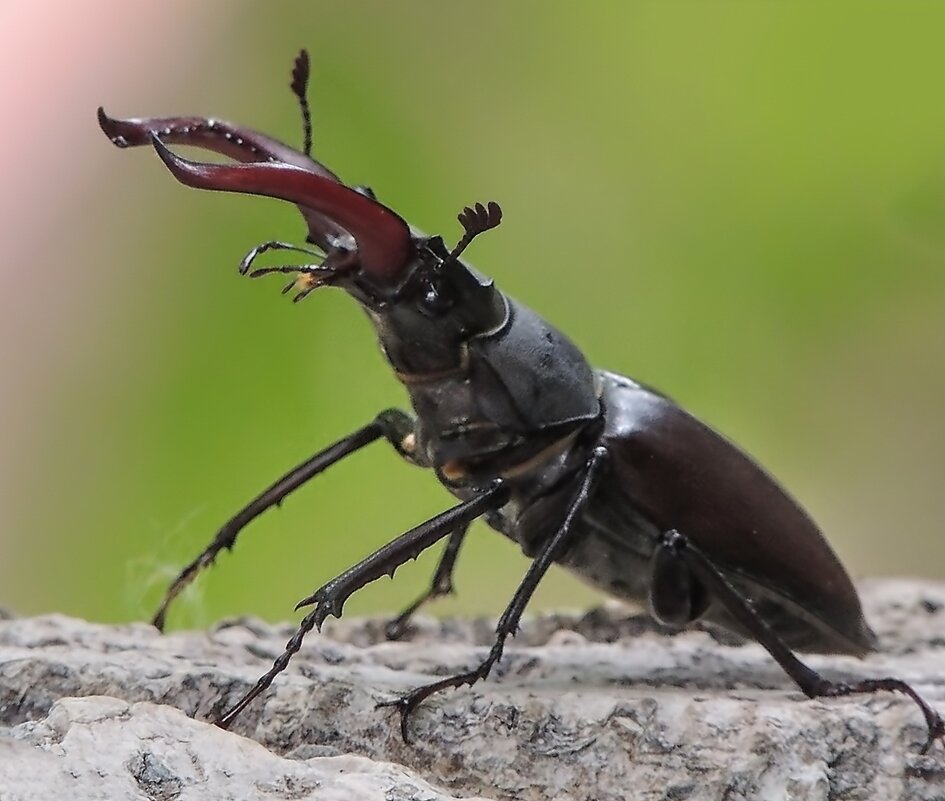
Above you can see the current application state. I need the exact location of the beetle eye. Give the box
[420,280,455,315]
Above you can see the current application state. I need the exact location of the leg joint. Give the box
[374,409,421,464]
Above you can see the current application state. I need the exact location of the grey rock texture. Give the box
[0,697,488,801]
[1,579,945,801]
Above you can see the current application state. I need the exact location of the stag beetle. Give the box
[98,50,944,750]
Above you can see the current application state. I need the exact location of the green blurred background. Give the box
[2,1,944,629]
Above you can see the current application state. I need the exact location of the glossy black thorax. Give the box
[360,252,601,475]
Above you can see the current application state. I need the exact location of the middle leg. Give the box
[384,524,470,640]
[152,408,418,630]
[378,446,610,741]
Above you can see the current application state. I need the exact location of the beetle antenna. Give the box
[290,49,313,157]
[441,201,503,269]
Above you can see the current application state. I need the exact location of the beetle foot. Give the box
[375,694,417,744]
[384,579,456,641]
[376,665,487,743]
[921,716,945,755]
[383,602,421,641]
[817,677,945,755]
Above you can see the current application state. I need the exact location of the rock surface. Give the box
[2,580,945,800]
[0,697,487,801]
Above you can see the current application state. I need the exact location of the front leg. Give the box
[152,408,420,630]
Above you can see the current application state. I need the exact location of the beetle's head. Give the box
[97,52,507,376]
[357,204,509,377]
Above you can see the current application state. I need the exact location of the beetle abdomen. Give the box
[580,371,876,655]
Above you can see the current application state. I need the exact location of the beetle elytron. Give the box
[99,50,943,750]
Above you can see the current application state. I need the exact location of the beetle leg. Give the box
[151,409,421,632]
[648,531,710,627]
[665,529,945,754]
[384,523,470,640]
[215,480,511,730]
[377,446,609,743]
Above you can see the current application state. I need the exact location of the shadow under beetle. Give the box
[99,50,944,750]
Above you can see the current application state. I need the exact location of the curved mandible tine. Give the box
[98,107,348,253]
[151,136,413,281]
[97,107,339,179]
